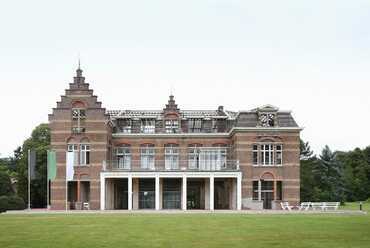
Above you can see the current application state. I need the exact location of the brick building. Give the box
[48,66,301,211]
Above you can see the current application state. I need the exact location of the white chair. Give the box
[299,202,311,211]
[280,202,293,211]
[83,202,90,210]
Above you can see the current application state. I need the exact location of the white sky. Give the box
[0,0,369,157]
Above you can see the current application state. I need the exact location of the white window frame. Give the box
[115,146,131,169]
[165,120,179,133]
[140,145,155,169]
[188,145,201,169]
[165,144,179,170]
[260,144,274,166]
[276,144,283,165]
[72,108,86,133]
[198,147,227,170]
[253,143,283,166]
[141,119,155,133]
[79,144,90,166]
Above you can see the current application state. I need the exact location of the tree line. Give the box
[0,124,369,211]
[300,140,370,202]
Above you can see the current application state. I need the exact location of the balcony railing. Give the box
[102,160,239,172]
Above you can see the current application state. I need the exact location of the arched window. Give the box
[71,101,86,134]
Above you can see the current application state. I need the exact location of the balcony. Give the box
[102,160,240,172]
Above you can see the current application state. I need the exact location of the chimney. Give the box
[218,106,224,113]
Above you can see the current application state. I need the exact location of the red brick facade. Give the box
[49,67,301,210]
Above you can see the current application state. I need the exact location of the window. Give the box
[165,144,179,170]
[188,119,202,133]
[80,144,90,165]
[188,145,228,170]
[72,108,86,134]
[252,145,258,165]
[211,144,227,169]
[141,144,155,169]
[253,144,283,166]
[276,145,282,165]
[259,113,275,127]
[118,119,131,133]
[165,120,179,133]
[188,144,201,169]
[141,119,155,133]
[115,145,131,169]
[260,144,274,166]
[252,181,259,200]
[276,181,282,200]
[67,144,79,165]
[72,109,86,119]
[67,144,78,152]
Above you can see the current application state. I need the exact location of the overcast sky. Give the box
[0,0,369,157]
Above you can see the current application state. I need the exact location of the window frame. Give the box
[141,119,156,133]
[188,118,202,133]
[164,144,179,170]
[253,143,283,166]
[115,145,131,169]
[165,119,179,133]
[79,144,90,166]
[140,144,155,169]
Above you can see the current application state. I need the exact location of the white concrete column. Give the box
[100,174,105,210]
[128,175,132,210]
[237,175,242,210]
[209,175,214,211]
[155,175,160,210]
[182,175,187,210]
[258,180,262,201]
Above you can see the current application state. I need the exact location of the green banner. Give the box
[47,150,57,180]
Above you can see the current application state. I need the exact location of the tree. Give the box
[15,124,50,208]
[314,146,345,202]
[300,140,318,201]
[0,170,13,196]
[0,159,15,196]
[337,147,370,201]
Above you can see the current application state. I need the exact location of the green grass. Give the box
[340,201,370,211]
[0,213,369,248]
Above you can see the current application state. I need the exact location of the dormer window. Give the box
[257,105,278,127]
[118,119,131,133]
[165,120,179,133]
[188,119,202,133]
[141,119,155,133]
[259,113,275,127]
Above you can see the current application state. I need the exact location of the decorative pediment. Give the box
[257,104,279,112]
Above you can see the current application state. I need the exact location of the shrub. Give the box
[7,196,25,210]
[0,195,9,213]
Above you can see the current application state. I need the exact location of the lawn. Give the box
[0,213,369,248]
[340,201,370,211]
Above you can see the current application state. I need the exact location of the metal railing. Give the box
[102,159,239,172]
